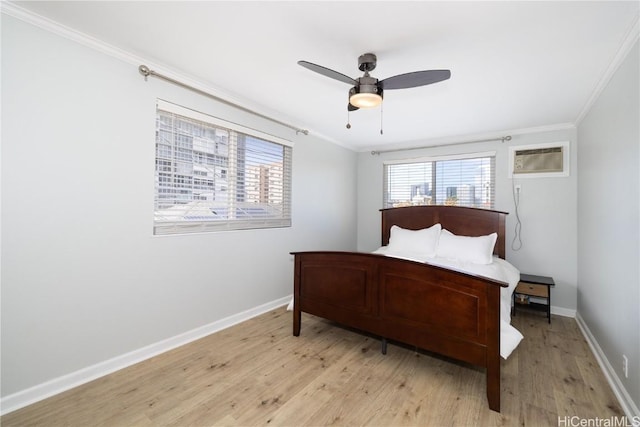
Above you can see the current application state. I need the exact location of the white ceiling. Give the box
[11,1,640,151]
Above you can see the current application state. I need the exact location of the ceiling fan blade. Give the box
[380,69,451,90]
[348,103,359,112]
[298,61,357,85]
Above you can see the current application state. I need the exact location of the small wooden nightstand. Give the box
[512,273,555,323]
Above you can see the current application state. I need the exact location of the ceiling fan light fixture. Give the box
[349,85,383,108]
[350,92,382,108]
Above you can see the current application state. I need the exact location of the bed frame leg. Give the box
[381,338,387,355]
[293,308,301,336]
[487,362,500,412]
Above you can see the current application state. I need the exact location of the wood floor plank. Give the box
[1,310,624,427]
[261,339,378,426]
[305,342,410,426]
[574,355,626,417]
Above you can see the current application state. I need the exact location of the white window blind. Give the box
[383,152,495,209]
[154,100,292,235]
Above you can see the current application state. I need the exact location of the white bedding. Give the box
[371,246,523,359]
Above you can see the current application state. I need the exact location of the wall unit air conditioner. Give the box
[508,141,570,178]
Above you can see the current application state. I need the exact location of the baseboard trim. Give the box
[551,305,576,318]
[0,295,292,416]
[575,312,640,421]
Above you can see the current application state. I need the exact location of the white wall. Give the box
[577,40,639,414]
[357,127,578,313]
[0,15,357,398]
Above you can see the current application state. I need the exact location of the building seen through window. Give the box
[384,154,495,209]
[154,101,292,235]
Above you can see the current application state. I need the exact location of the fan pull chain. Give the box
[380,104,384,135]
[346,110,351,129]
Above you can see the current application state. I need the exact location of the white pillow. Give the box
[387,223,442,258]
[436,229,497,265]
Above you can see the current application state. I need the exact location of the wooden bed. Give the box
[291,205,509,412]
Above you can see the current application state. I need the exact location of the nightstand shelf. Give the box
[512,273,555,323]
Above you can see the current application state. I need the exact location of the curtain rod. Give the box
[370,135,512,155]
[138,65,309,136]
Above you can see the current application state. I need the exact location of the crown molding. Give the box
[0,1,305,137]
[501,122,576,137]
[575,12,640,125]
[1,1,142,68]
[359,122,576,153]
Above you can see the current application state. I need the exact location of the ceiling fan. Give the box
[298,53,451,112]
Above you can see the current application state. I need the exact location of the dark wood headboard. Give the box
[380,206,508,259]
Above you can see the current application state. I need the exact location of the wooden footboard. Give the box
[292,251,507,412]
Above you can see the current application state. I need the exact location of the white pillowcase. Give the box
[436,229,497,265]
[387,223,442,258]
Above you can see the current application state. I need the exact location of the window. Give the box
[383,152,495,209]
[154,100,292,235]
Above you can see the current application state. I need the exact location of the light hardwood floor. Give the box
[2,308,624,426]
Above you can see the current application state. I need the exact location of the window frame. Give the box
[383,151,496,210]
[153,99,293,235]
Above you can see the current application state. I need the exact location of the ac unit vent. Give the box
[514,146,563,174]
